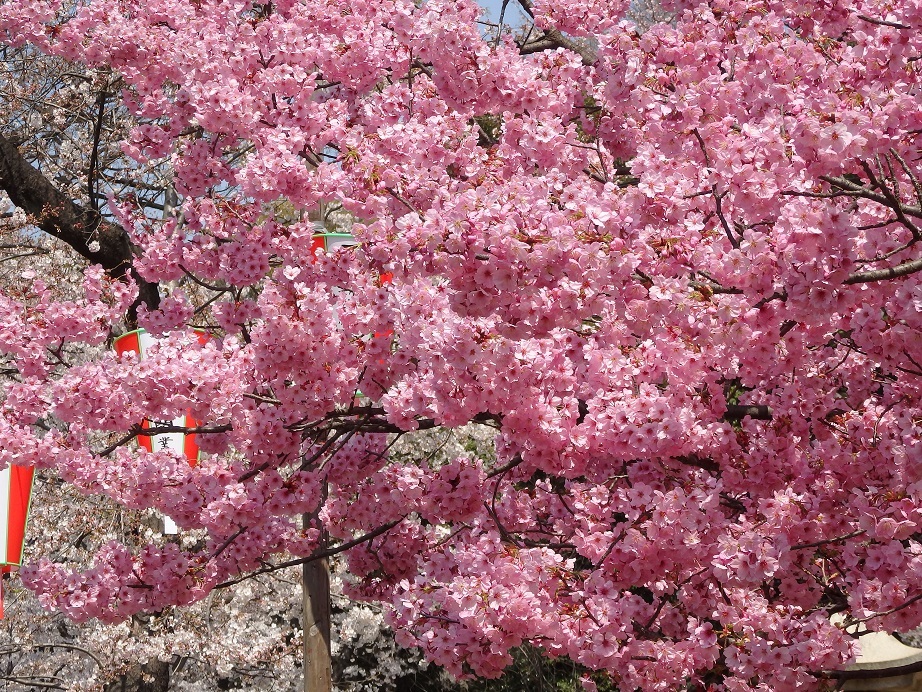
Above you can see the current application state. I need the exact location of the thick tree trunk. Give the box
[102,614,173,692]
[104,660,171,692]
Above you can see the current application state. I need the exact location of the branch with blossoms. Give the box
[94,400,773,464]
[213,518,405,589]
[787,152,922,284]
[0,643,104,670]
[95,423,232,457]
[0,133,159,322]
[0,674,66,689]
[9,0,922,687]
[515,0,598,65]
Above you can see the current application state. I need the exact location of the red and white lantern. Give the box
[114,328,207,533]
[0,464,34,617]
[312,232,357,254]
[312,231,391,284]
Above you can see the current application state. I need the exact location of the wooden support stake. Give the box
[303,516,332,692]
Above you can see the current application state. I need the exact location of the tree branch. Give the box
[824,656,922,681]
[791,529,866,550]
[87,87,108,212]
[818,174,922,219]
[515,0,597,65]
[0,643,104,669]
[0,133,159,322]
[856,14,910,29]
[845,257,922,284]
[786,171,922,285]
[213,518,404,589]
[723,404,773,421]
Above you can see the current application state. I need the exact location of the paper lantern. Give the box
[312,232,357,254]
[113,328,208,534]
[312,231,391,284]
[0,464,34,618]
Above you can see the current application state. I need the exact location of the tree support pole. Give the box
[303,514,332,692]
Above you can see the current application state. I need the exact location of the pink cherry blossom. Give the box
[1,0,922,687]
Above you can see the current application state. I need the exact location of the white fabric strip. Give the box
[0,466,11,561]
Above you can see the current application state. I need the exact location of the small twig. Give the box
[752,290,788,309]
[855,237,917,264]
[242,392,282,405]
[690,281,744,295]
[487,454,523,478]
[95,424,231,457]
[891,148,922,208]
[96,426,145,457]
[691,128,711,169]
[180,265,229,292]
[903,350,922,376]
[852,591,922,625]
[713,189,739,249]
[791,530,866,550]
[0,676,65,690]
[385,187,421,217]
[209,525,249,559]
[87,87,108,212]
[494,0,510,46]
[582,166,607,184]
[214,518,404,588]
[856,14,909,28]
[485,468,524,548]
[1,643,103,669]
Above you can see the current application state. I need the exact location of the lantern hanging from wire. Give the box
[114,328,208,534]
[0,464,34,617]
[312,231,357,255]
[312,231,392,284]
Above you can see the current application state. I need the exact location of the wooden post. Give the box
[303,516,332,692]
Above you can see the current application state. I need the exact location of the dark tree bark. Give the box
[98,613,173,692]
[104,660,171,692]
[0,133,159,321]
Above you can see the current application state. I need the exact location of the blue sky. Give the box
[477,0,531,31]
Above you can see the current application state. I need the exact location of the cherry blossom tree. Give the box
[0,39,460,692]
[0,0,920,688]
